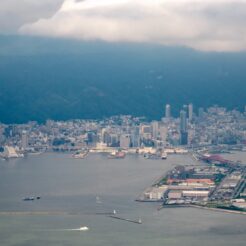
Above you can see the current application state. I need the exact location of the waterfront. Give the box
[0,153,246,246]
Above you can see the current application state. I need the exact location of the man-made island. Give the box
[138,154,246,214]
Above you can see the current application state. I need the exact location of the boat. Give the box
[22,197,35,201]
[28,151,44,156]
[108,151,126,159]
[78,226,89,231]
[22,196,41,201]
[161,152,167,159]
[144,153,159,159]
[73,150,88,159]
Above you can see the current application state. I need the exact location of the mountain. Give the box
[0,35,246,123]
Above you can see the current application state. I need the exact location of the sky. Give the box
[1,0,246,51]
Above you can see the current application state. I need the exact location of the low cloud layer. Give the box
[19,0,246,51]
[0,0,63,33]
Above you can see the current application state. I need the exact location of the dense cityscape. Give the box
[1,1,246,245]
[1,104,246,213]
[1,104,246,157]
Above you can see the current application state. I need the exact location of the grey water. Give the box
[0,153,245,246]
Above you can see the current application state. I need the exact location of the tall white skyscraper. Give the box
[165,104,171,118]
[188,103,193,121]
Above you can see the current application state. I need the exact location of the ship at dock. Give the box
[108,150,126,159]
[161,151,167,159]
[72,150,89,159]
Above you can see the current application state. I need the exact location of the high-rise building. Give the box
[180,131,188,145]
[140,124,151,134]
[131,126,140,147]
[159,126,168,146]
[180,110,188,145]
[188,103,193,121]
[120,134,131,149]
[102,129,109,144]
[131,134,140,148]
[165,104,171,118]
[21,130,28,150]
[140,124,152,140]
[180,110,187,132]
[110,134,120,147]
[87,131,98,146]
[151,121,159,139]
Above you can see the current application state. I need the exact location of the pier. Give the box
[0,210,116,216]
[95,212,116,215]
[109,215,142,224]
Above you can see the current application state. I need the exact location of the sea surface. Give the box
[0,152,246,246]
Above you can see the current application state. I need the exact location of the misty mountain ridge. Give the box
[0,35,246,123]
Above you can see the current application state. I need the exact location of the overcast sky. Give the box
[0,0,63,33]
[1,0,246,52]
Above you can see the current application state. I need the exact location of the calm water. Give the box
[0,153,245,246]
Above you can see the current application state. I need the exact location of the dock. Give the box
[109,215,142,224]
[95,212,116,215]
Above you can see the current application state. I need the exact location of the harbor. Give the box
[1,153,246,246]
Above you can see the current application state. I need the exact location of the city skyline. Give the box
[1,1,246,245]
[1,104,246,155]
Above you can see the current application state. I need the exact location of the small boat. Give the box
[161,152,167,159]
[73,150,88,159]
[22,197,35,201]
[78,226,89,231]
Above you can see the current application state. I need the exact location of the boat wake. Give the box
[51,227,89,232]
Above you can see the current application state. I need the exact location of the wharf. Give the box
[109,215,142,224]
[95,212,115,215]
[0,211,116,216]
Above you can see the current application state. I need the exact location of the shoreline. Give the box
[156,204,246,215]
[189,204,246,215]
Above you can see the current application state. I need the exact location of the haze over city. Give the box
[0,1,246,246]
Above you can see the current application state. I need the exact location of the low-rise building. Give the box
[168,190,183,199]
[182,190,210,198]
[144,186,168,200]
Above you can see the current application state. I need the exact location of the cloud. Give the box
[0,0,63,33]
[19,0,246,51]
